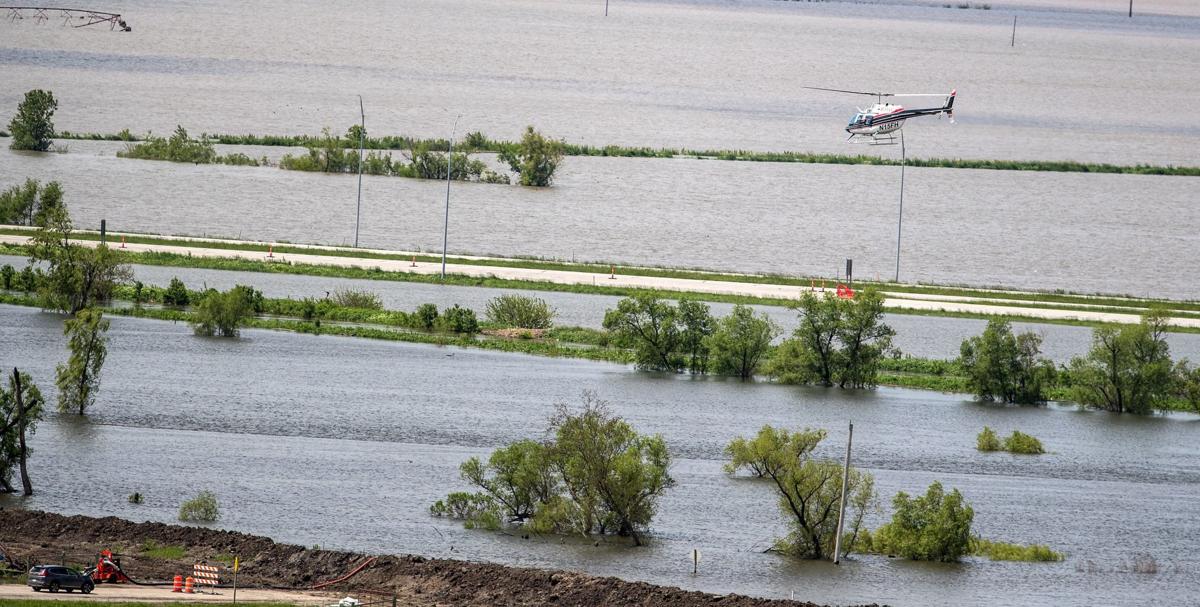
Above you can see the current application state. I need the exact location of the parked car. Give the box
[27,565,94,593]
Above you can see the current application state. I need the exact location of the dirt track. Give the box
[0,582,326,603]
[0,510,879,607]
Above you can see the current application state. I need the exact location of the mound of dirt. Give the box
[0,509,880,607]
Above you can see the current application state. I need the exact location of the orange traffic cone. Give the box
[267,245,274,258]
[609,265,616,280]
[120,235,126,249]
[411,255,417,267]
[183,576,195,594]
[172,575,183,592]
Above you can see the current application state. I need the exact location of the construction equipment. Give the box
[89,550,131,584]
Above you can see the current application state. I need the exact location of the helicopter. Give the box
[804,87,956,144]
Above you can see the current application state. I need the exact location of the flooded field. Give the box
[2,304,1198,606]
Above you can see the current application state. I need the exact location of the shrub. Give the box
[127,491,143,504]
[415,303,439,330]
[970,537,1063,561]
[976,427,1001,451]
[17,266,38,292]
[873,481,974,562]
[330,288,383,310]
[191,287,253,337]
[498,126,564,187]
[436,304,479,334]
[1003,430,1045,454]
[178,490,220,522]
[0,264,13,290]
[485,294,557,329]
[162,277,190,306]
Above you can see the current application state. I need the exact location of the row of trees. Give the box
[277,125,564,186]
[959,314,1199,414]
[603,295,779,377]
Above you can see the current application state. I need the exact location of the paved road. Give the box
[3,233,1193,328]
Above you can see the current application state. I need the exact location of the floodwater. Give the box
[3,0,1200,297]
[1,304,1198,607]
[3,140,1199,300]
[6,253,1200,363]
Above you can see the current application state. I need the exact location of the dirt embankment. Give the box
[1,510,878,607]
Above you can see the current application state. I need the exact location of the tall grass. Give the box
[970,537,1063,561]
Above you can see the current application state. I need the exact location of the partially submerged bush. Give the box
[976,426,1001,451]
[485,294,557,329]
[162,277,190,307]
[873,481,973,562]
[1003,430,1045,454]
[970,537,1063,562]
[436,304,479,334]
[191,287,254,337]
[178,490,220,522]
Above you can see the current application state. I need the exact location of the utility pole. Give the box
[354,95,365,248]
[832,421,854,564]
[1011,15,1016,47]
[895,130,906,283]
[441,114,462,279]
[1129,0,1133,17]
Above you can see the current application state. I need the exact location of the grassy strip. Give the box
[49,129,1200,177]
[0,602,298,607]
[3,229,1196,316]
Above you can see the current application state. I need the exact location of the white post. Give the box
[894,131,906,283]
[832,421,854,564]
[441,114,462,279]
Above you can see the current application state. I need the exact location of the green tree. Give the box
[766,290,893,388]
[0,368,44,495]
[960,319,1056,403]
[549,392,673,545]
[8,89,58,151]
[485,294,557,329]
[726,425,875,560]
[1066,310,1175,414]
[191,287,253,337]
[603,295,682,372]
[55,308,110,415]
[708,304,779,378]
[874,481,974,562]
[28,203,132,314]
[677,299,715,374]
[162,277,190,306]
[0,264,13,290]
[499,126,565,187]
[432,392,674,545]
[0,179,64,226]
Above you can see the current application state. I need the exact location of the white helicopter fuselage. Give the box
[846,103,907,136]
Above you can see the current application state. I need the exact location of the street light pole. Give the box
[354,95,365,248]
[441,114,461,279]
[894,130,906,283]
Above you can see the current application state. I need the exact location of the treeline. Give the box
[36,126,1200,177]
[116,126,265,166]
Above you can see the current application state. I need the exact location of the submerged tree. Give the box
[603,294,683,372]
[725,425,875,560]
[1066,310,1175,414]
[432,392,673,546]
[499,126,564,187]
[960,319,1056,404]
[0,368,45,495]
[766,290,893,388]
[56,308,110,415]
[8,89,58,151]
[191,286,256,337]
[707,304,779,379]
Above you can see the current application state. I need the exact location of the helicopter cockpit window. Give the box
[849,114,862,125]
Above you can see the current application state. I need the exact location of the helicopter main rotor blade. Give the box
[801,86,892,97]
[889,93,953,97]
